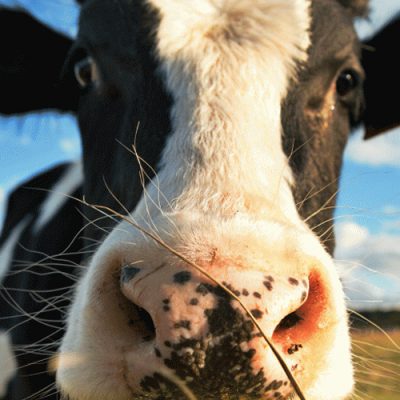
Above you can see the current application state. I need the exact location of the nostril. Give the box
[272,272,327,347]
[272,304,309,349]
[275,311,304,332]
[136,307,156,339]
[119,266,156,340]
[120,298,157,341]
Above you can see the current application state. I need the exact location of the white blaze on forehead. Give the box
[139,0,311,219]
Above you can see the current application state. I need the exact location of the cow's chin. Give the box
[56,214,353,400]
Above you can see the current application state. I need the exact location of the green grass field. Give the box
[350,329,400,400]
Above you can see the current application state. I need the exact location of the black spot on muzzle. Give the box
[137,284,286,400]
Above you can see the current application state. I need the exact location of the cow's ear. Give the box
[362,16,400,139]
[337,0,369,17]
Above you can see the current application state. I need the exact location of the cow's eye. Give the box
[336,69,360,97]
[74,56,99,89]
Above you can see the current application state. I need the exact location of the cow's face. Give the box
[57,0,367,399]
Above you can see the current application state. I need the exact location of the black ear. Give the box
[337,0,369,17]
[0,9,77,114]
[362,15,400,139]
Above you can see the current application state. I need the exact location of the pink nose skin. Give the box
[120,261,319,400]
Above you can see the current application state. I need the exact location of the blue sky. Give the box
[0,0,399,310]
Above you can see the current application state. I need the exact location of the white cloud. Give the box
[345,128,400,167]
[18,135,32,146]
[379,206,400,234]
[382,205,400,214]
[335,220,400,310]
[335,221,369,251]
[382,219,400,233]
[59,137,81,156]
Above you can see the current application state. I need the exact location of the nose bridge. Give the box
[132,0,311,225]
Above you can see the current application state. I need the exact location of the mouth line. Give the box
[122,371,295,400]
[120,333,293,400]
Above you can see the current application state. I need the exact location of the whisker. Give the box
[158,367,198,400]
[83,200,308,400]
[21,381,59,400]
[349,310,400,351]
[352,339,400,356]
[303,188,340,224]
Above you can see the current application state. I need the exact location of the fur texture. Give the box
[58,1,353,399]
[139,0,311,221]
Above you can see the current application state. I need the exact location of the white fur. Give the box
[135,0,311,221]
[0,217,29,283]
[57,1,354,399]
[0,331,16,398]
[34,162,82,233]
[58,212,353,399]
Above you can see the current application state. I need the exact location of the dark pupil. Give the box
[74,58,93,87]
[336,70,358,96]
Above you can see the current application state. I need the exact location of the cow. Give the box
[1,0,399,399]
[0,8,81,398]
[0,162,83,399]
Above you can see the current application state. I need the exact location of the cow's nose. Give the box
[120,261,324,398]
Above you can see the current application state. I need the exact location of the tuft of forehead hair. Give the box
[75,0,371,27]
[76,0,370,16]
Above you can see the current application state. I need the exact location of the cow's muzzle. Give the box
[118,258,325,399]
